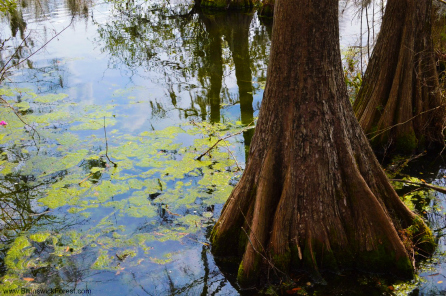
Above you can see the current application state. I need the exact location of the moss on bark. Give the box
[395,132,418,155]
[237,253,261,287]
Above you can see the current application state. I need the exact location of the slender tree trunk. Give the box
[201,13,224,123]
[211,0,434,287]
[353,0,445,154]
[207,30,222,123]
[222,12,255,158]
[9,8,26,39]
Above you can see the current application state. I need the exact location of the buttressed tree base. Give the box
[353,0,445,154]
[210,0,435,287]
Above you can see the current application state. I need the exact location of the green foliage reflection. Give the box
[0,84,250,290]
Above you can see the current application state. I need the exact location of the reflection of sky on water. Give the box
[2,0,382,135]
[339,0,383,47]
[3,0,265,135]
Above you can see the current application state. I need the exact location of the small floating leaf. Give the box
[292,288,302,291]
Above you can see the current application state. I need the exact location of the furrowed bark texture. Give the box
[211,0,433,287]
[353,0,445,154]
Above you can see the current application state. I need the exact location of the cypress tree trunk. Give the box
[211,0,434,287]
[353,0,445,154]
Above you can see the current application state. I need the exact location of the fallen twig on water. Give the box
[29,210,52,216]
[195,126,255,161]
[78,173,93,185]
[103,117,117,167]
[386,152,425,175]
[219,137,242,171]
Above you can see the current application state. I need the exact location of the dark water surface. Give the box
[1,0,446,295]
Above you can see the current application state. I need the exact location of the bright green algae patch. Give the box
[0,86,248,290]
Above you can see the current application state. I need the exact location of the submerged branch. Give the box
[0,32,31,79]
[390,179,446,194]
[0,17,75,82]
[220,139,242,171]
[78,173,93,185]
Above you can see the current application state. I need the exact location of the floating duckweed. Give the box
[1,95,246,281]
[29,233,51,243]
[15,101,30,111]
[91,250,114,269]
[35,93,69,103]
[5,236,33,270]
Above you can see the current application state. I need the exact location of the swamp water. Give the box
[0,0,445,295]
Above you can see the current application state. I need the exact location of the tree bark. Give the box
[211,0,434,287]
[353,0,445,154]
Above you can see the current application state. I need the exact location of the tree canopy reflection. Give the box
[95,0,270,143]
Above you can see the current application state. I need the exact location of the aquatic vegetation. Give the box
[0,84,249,291]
